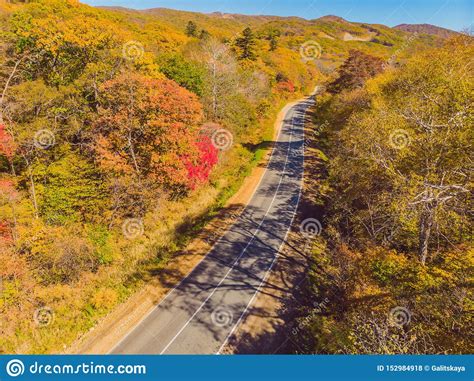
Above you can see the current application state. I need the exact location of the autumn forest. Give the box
[0,0,472,355]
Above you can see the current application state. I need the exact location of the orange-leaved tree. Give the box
[93,72,216,193]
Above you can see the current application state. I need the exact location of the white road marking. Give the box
[159,103,301,354]
[109,101,295,354]
[216,97,314,354]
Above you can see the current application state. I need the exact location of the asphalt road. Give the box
[112,94,315,354]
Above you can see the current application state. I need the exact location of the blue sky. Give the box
[82,0,473,31]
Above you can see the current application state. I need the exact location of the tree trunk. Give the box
[10,160,16,176]
[0,56,23,124]
[418,205,434,264]
[127,131,140,179]
[10,202,18,244]
[211,61,218,119]
[27,166,39,219]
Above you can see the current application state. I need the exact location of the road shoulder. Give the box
[67,96,309,354]
[222,95,324,354]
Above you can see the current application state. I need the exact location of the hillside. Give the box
[394,23,460,38]
[295,34,473,354]
[104,6,441,57]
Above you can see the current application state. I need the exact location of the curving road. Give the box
[112,93,315,354]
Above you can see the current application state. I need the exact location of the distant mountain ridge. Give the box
[394,23,459,38]
[316,15,350,24]
[94,5,449,64]
[97,6,458,37]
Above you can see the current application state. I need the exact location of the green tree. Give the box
[235,27,257,61]
[32,147,108,225]
[269,35,278,51]
[199,29,211,40]
[268,30,280,51]
[158,54,205,96]
[185,20,197,37]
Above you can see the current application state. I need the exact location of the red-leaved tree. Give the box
[94,72,217,193]
[185,136,218,190]
[0,123,16,163]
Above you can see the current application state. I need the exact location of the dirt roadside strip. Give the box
[223,97,321,354]
[67,93,315,354]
